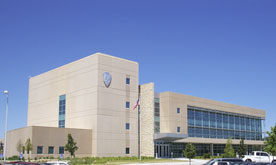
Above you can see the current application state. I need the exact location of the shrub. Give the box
[7,155,20,160]
[203,153,211,159]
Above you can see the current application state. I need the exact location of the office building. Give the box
[6,53,265,158]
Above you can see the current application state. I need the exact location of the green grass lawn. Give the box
[105,159,187,165]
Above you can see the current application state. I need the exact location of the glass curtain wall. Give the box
[187,106,263,141]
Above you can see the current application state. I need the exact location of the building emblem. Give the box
[103,72,112,88]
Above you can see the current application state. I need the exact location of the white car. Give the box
[242,151,276,163]
[47,161,70,165]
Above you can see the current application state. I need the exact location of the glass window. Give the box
[223,130,229,139]
[240,117,245,130]
[246,118,250,131]
[241,131,245,139]
[234,131,240,139]
[217,130,223,139]
[195,128,202,138]
[251,132,256,140]
[210,113,216,128]
[217,114,223,128]
[229,130,234,139]
[203,112,209,127]
[261,152,268,156]
[126,102,130,109]
[126,148,130,154]
[245,131,251,140]
[223,114,229,129]
[188,110,195,126]
[177,108,180,114]
[229,116,234,130]
[203,128,209,138]
[59,120,65,128]
[235,116,240,130]
[195,111,202,126]
[59,146,64,154]
[188,127,195,137]
[126,123,130,130]
[59,94,66,128]
[251,118,256,132]
[48,146,54,154]
[126,78,130,84]
[210,129,216,138]
[177,127,181,133]
[37,146,43,154]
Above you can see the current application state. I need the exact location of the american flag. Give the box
[133,98,140,110]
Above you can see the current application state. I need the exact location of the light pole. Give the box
[3,90,8,164]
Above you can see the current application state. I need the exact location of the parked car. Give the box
[1,162,40,165]
[243,151,276,163]
[204,158,244,165]
[46,161,70,165]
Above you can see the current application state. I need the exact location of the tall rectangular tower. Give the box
[27,53,139,157]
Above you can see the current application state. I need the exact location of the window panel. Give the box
[246,118,250,131]
[48,146,54,154]
[210,113,216,128]
[126,78,130,84]
[59,147,64,154]
[126,148,130,154]
[37,146,43,154]
[217,114,223,128]
[195,111,202,126]
[126,123,130,130]
[188,110,195,126]
[229,116,234,130]
[203,112,209,127]
[235,116,240,130]
[188,127,195,137]
[223,114,229,129]
[210,129,216,138]
[177,108,180,114]
[203,128,209,138]
[223,130,229,139]
[240,117,245,130]
[195,128,203,138]
[217,129,223,139]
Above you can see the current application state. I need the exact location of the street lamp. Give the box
[3,90,8,164]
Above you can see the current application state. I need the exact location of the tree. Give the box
[223,138,235,158]
[183,143,196,165]
[238,139,246,158]
[264,124,276,159]
[25,138,33,160]
[0,141,3,154]
[16,140,23,155]
[65,133,78,158]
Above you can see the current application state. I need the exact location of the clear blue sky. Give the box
[0,0,275,139]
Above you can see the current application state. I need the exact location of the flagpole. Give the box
[138,85,141,161]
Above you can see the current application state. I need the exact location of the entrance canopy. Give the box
[154,133,187,141]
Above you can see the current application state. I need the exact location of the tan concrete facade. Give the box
[6,126,92,158]
[26,53,139,157]
[140,83,155,157]
[5,53,266,158]
[159,92,265,145]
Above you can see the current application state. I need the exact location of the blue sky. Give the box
[0,0,275,139]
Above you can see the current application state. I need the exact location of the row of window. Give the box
[37,146,64,154]
[188,109,262,132]
[188,127,263,140]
